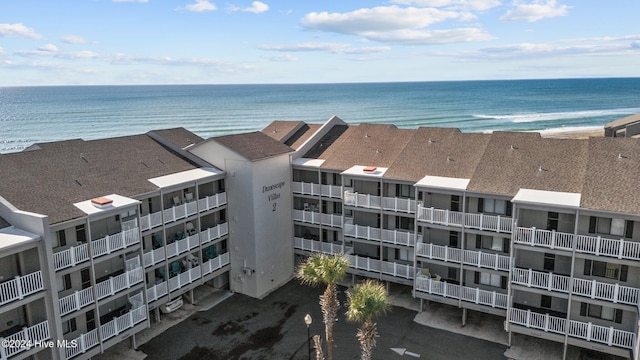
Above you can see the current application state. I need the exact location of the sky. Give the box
[1,0,639,86]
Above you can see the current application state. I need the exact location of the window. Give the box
[448,267,457,282]
[81,269,91,289]
[395,216,414,231]
[543,253,555,271]
[475,271,506,288]
[477,198,512,215]
[476,235,507,252]
[541,295,552,309]
[589,216,633,238]
[56,230,67,247]
[63,274,72,290]
[63,318,77,335]
[580,303,622,323]
[583,260,628,281]
[547,212,559,231]
[75,224,87,243]
[395,248,409,261]
[449,231,459,247]
[86,310,95,331]
[451,195,460,212]
[396,184,415,199]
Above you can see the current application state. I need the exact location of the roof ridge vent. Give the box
[365,133,370,138]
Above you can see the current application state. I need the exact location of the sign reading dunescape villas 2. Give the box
[262,181,286,212]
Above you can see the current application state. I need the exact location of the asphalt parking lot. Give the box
[139,280,507,360]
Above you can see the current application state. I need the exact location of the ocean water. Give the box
[1,78,640,153]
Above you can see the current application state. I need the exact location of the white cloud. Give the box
[364,28,493,44]
[302,6,460,33]
[112,0,149,2]
[263,54,298,62]
[390,0,502,11]
[186,0,217,12]
[500,0,569,22]
[38,44,58,52]
[62,35,93,44]
[300,6,492,45]
[258,42,391,54]
[243,1,269,13]
[461,38,640,59]
[0,23,43,40]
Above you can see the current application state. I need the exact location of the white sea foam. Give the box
[473,108,640,123]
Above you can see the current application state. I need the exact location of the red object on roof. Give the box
[363,166,377,172]
[91,197,113,206]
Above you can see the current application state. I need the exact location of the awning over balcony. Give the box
[292,157,325,168]
[148,167,223,189]
[0,226,40,252]
[341,165,388,178]
[512,188,581,209]
[415,175,470,191]
[74,194,139,216]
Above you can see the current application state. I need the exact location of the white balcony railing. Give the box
[415,274,508,309]
[417,207,512,233]
[0,271,45,306]
[343,191,416,214]
[292,181,321,196]
[140,192,227,232]
[58,287,94,316]
[294,238,353,255]
[165,235,199,259]
[512,268,640,306]
[345,254,415,280]
[416,243,510,271]
[293,209,320,225]
[99,304,147,342]
[509,308,635,350]
[147,281,168,304]
[168,266,201,292]
[202,252,230,276]
[515,227,640,261]
[0,321,50,359]
[321,184,342,199]
[54,227,140,271]
[143,247,166,268]
[65,328,99,359]
[201,222,229,245]
[94,267,144,301]
[343,224,417,247]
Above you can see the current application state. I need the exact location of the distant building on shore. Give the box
[605,114,640,137]
[1,116,640,360]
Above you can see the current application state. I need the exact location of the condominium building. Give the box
[1,116,639,360]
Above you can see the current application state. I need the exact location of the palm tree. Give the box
[297,254,350,360]
[345,280,391,360]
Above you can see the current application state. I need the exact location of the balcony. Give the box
[94,267,144,301]
[512,268,640,306]
[416,243,510,271]
[292,210,343,227]
[343,223,418,247]
[0,321,50,360]
[202,252,230,276]
[168,266,201,292]
[345,254,415,280]
[509,308,635,350]
[140,192,227,232]
[343,190,416,214]
[200,223,229,245]
[294,238,353,256]
[146,281,168,304]
[64,292,146,359]
[0,271,44,306]
[415,274,508,309]
[53,227,141,271]
[417,207,512,233]
[515,227,640,261]
[59,287,94,316]
[292,181,343,199]
[165,234,199,259]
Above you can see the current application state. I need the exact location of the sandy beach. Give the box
[538,125,604,139]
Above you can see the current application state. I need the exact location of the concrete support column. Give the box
[462,308,467,327]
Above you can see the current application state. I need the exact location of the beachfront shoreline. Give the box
[533,126,604,139]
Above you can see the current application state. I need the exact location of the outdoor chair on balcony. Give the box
[152,234,163,249]
[173,196,182,206]
[174,231,185,241]
[421,268,431,277]
[169,261,181,277]
[186,222,196,236]
[435,275,442,282]
[185,192,194,202]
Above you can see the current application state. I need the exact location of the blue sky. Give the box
[1,0,639,86]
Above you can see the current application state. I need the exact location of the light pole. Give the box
[304,314,312,360]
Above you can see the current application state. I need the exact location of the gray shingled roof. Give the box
[581,137,640,214]
[0,133,199,225]
[385,128,491,182]
[149,128,204,149]
[467,132,589,196]
[214,131,293,161]
[317,123,414,171]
